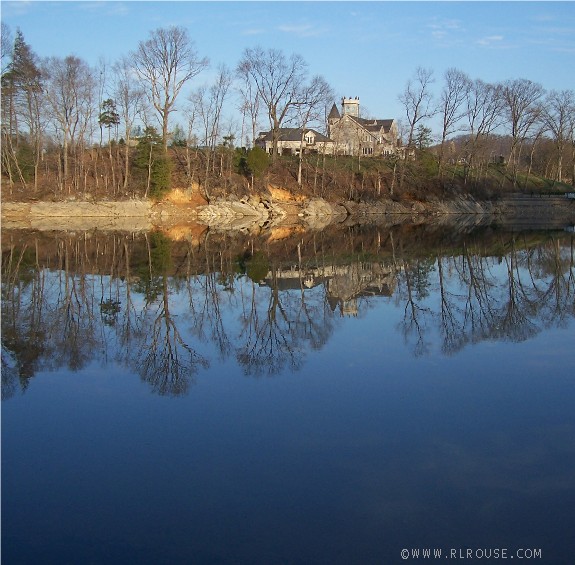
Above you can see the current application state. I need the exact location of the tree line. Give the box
[399,66,575,188]
[2,23,574,201]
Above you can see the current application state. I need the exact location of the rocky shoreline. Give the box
[2,192,574,232]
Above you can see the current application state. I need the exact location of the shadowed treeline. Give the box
[2,225,574,398]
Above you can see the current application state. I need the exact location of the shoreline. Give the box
[2,194,574,232]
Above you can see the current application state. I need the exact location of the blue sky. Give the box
[2,1,574,133]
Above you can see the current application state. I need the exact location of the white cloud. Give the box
[426,17,464,46]
[477,35,505,46]
[278,23,326,38]
[77,1,129,17]
[529,14,558,23]
[241,28,265,36]
[428,18,463,33]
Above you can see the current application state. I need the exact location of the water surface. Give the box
[2,224,574,564]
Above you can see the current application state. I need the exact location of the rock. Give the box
[302,198,336,217]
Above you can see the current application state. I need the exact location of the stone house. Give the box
[327,97,399,157]
[255,128,335,156]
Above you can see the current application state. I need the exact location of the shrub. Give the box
[245,147,269,178]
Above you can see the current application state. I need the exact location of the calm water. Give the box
[2,224,575,564]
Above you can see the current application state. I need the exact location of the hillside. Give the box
[2,145,572,207]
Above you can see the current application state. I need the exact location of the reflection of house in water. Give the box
[263,262,398,316]
[325,262,397,316]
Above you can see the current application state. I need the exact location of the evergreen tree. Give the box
[99,99,120,138]
[133,126,171,199]
[1,29,44,191]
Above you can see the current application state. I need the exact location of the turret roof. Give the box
[328,103,340,120]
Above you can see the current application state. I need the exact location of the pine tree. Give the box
[133,126,171,199]
[1,29,44,191]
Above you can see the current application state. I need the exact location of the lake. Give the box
[2,222,574,564]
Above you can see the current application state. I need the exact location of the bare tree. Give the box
[542,89,575,183]
[0,22,14,188]
[501,78,545,186]
[1,22,13,77]
[180,103,200,190]
[112,56,145,192]
[463,79,504,183]
[237,73,262,148]
[293,75,333,186]
[190,64,233,198]
[523,121,547,189]
[438,68,470,175]
[42,55,95,192]
[570,107,575,186]
[398,67,436,152]
[132,26,208,153]
[236,46,308,160]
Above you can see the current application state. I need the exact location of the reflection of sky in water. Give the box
[2,236,574,564]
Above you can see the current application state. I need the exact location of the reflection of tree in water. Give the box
[2,244,49,395]
[489,239,540,343]
[293,286,334,352]
[436,254,467,355]
[398,258,434,357]
[134,277,208,396]
[234,239,342,377]
[130,233,209,396]
[3,239,99,387]
[394,234,574,355]
[529,236,575,329]
[52,273,97,371]
[458,243,499,345]
[236,270,304,377]
[3,230,575,398]
[188,256,233,363]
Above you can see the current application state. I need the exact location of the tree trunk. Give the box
[297,134,305,187]
[162,110,169,154]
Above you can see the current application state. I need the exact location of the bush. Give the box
[245,147,269,178]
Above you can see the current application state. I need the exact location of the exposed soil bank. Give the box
[2,193,574,232]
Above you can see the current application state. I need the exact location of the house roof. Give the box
[347,116,395,134]
[257,128,333,143]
